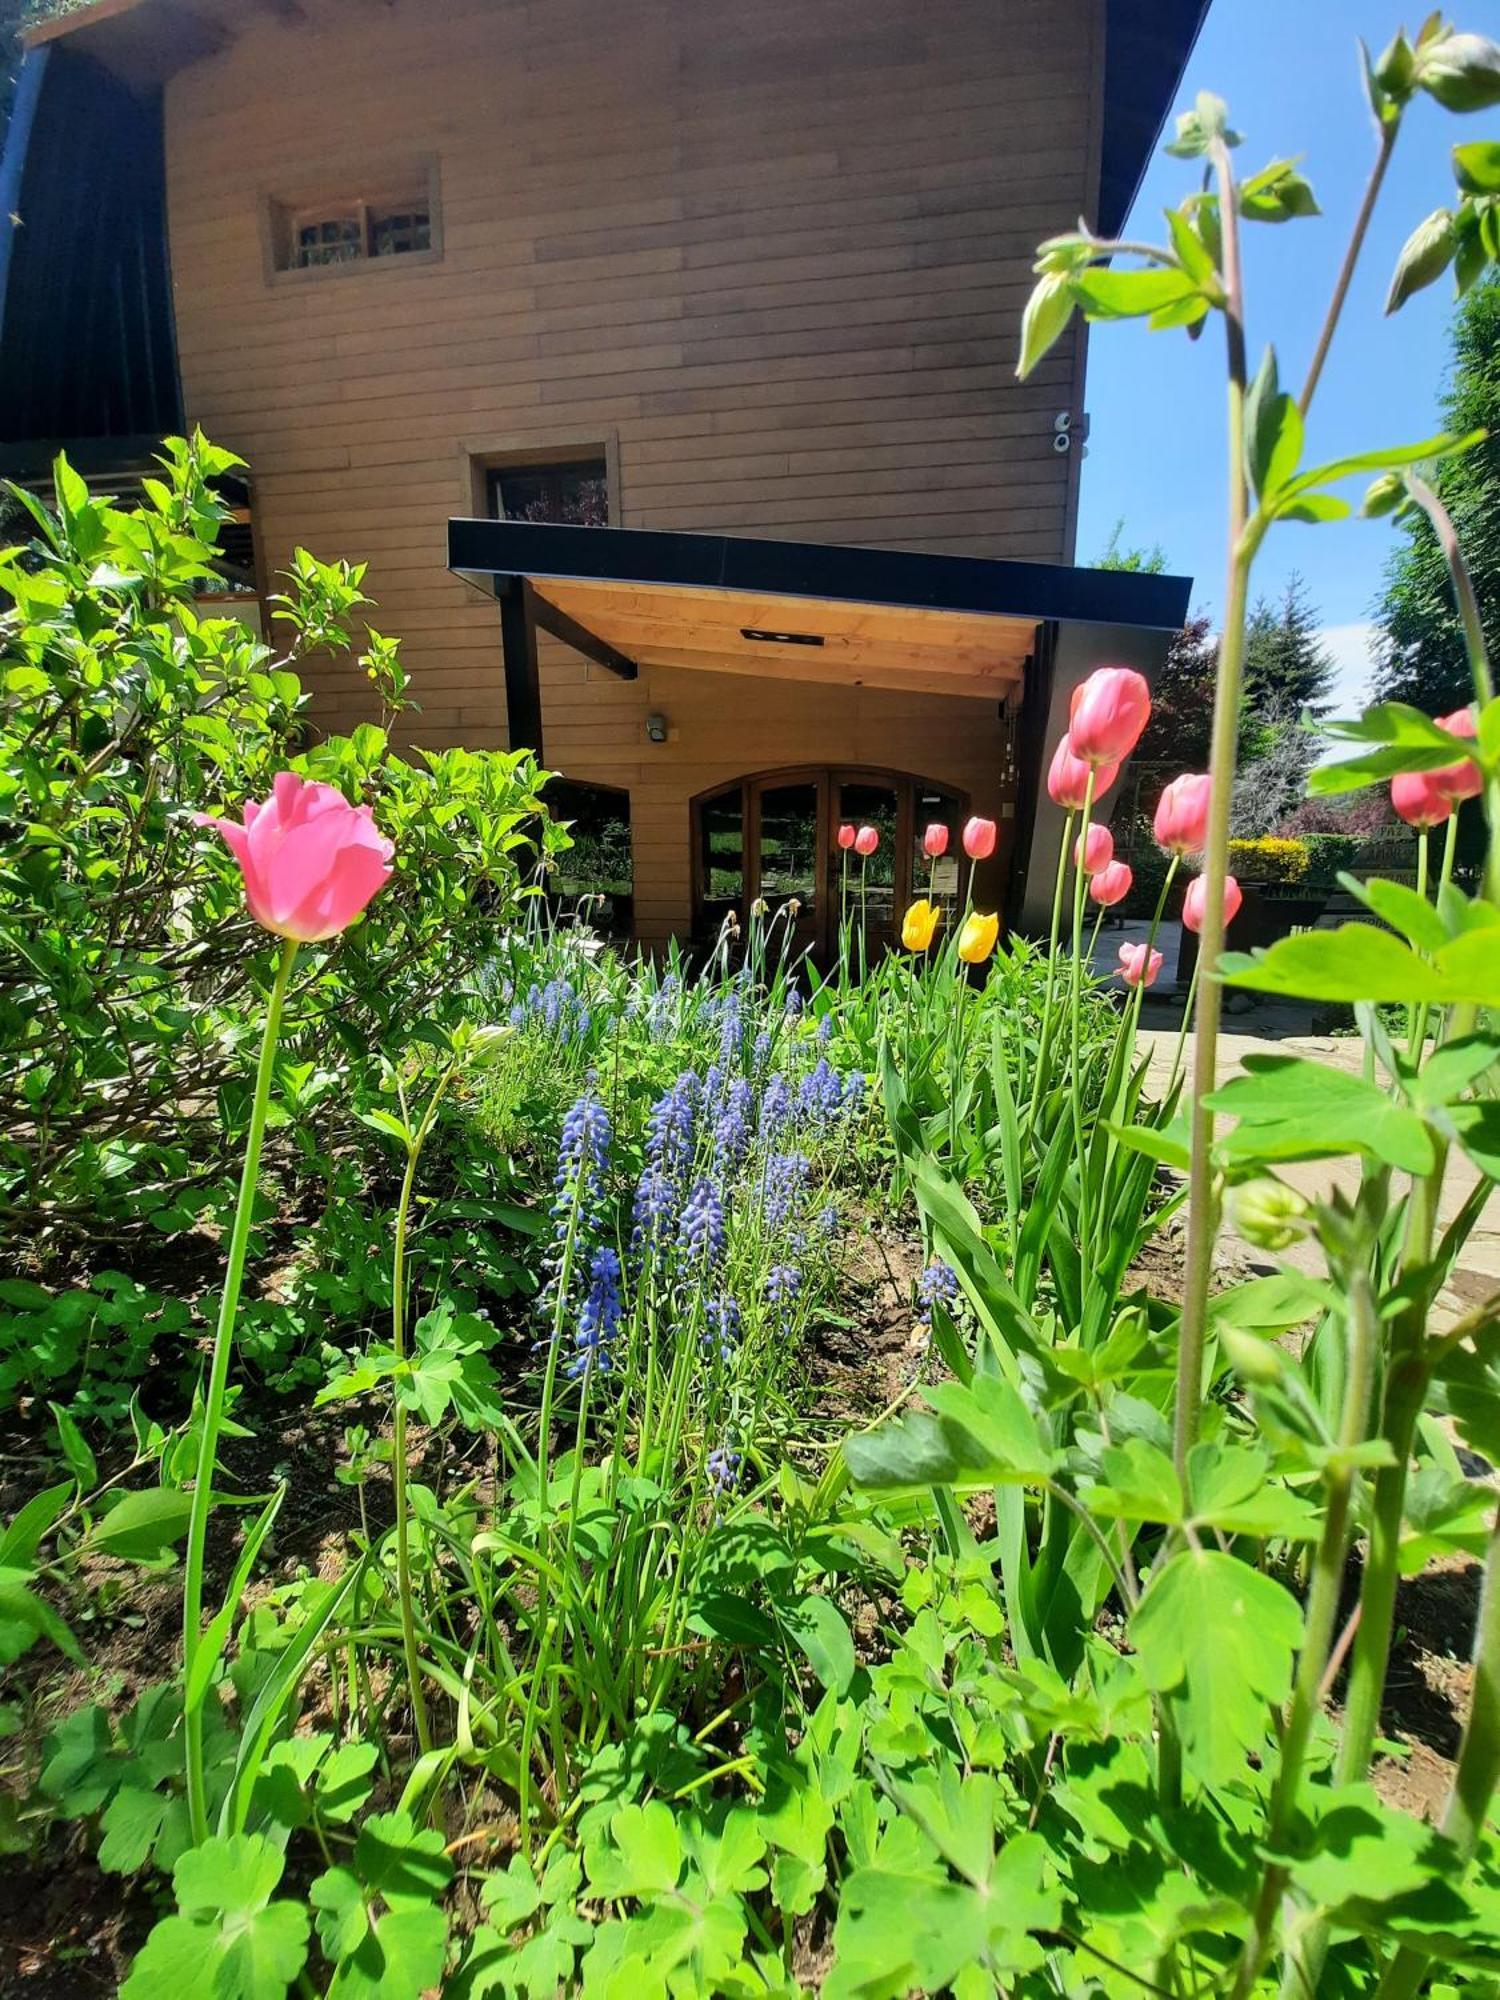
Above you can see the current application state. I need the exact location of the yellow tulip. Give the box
[901,898,941,952]
[957,910,999,965]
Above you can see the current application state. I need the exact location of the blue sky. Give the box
[1075,0,1476,709]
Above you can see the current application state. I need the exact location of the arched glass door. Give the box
[693,767,968,964]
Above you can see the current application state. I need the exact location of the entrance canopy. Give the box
[447,518,1192,755]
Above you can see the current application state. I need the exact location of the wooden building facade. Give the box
[0,0,1200,949]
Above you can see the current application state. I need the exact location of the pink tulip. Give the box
[836,823,857,851]
[1182,873,1242,935]
[1431,707,1483,801]
[1047,735,1120,811]
[854,825,879,857]
[1153,773,1213,856]
[1089,860,1132,907]
[1118,940,1163,989]
[1391,770,1453,829]
[1075,823,1114,873]
[922,822,949,858]
[962,816,997,861]
[1068,666,1151,767]
[197,772,393,943]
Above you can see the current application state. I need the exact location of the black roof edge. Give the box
[1098,0,1213,240]
[447,518,1192,633]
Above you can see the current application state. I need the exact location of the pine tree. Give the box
[1373,277,1500,714]
[1242,572,1336,720]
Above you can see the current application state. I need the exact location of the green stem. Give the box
[1231,1262,1378,1997]
[1297,118,1397,416]
[1375,1498,1500,1998]
[1172,134,1260,1491]
[390,1068,456,1763]
[1027,812,1075,1127]
[182,936,298,1844]
[1068,775,1096,1257]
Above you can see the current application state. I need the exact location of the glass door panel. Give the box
[911,784,964,922]
[837,778,900,949]
[697,788,744,946]
[754,778,821,957]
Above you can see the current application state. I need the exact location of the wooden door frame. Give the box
[690,765,971,961]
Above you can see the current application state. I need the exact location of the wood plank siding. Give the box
[162,0,1104,941]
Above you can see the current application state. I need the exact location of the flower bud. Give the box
[1227,1176,1311,1252]
[1415,30,1500,113]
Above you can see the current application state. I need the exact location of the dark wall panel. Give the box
[0,46,181,444]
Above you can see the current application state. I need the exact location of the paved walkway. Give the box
[1135,1015,1499,1333]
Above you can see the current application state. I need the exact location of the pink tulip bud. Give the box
[1390,770,1453,829]
[1153,773,1213,857]
[1047,735,1120,811]
[1075,823,1114,873]
[1431,707,1483,801]
[836,823,857,850]
[1117,940,1163,989]
[854,825,879,857]
[196,772,394,944]
[922,822,949,858]
[1089,859,1132,907]
[962,816,997,861]
[1182,873,1242,935]
[1068,666,1151,767]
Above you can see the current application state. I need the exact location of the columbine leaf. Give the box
[585,1800,684,1900]
[1220,926,1448,1004]
[1206,1054,1436,1173]
[783,1594,856,1696]
[1130,1551,1302,1785]
[122,1833,310,2000]
[844,1374,1057,1496]
[1072,266,1202,320]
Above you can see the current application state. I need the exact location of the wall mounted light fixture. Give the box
[645,712,668,743]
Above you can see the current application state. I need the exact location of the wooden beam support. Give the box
[498,578,543,760]
[530,588,638,681]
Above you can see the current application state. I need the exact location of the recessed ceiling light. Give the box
[740,627,824,647]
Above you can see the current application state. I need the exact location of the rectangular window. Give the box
[487,457,609,528]
[264,158,440,280]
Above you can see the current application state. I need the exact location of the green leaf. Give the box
[1344,874,1452,953]
[1220,926,1448,1004]
[1411,1035,1500,1108]
[1243,347,1303,498]
[0,1569,85,1666]
[1455,140,1500,193]
[326,1907,448,2000]
[1281,428,1486,502]
[0,1482,72,1568]
[315,1742,380,1825]
[121,1833,310,2000]
[1206,1054,1436,1173]
[843,1374,1057,1497]
[783,1594,856,1696]
[586,1801,684,1899]
[1072,266,1202,320]
[85,1486,195,1563]
[1130,1550,1302,1785]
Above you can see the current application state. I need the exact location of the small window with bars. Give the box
[267,162,440,279]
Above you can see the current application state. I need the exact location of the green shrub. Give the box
[0,435,564,1249]
[1226,833,1310,884]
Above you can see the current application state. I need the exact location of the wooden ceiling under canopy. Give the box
[446,517,1193,758]
[530,576,1033,701]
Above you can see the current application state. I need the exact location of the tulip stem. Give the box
[1027,813,1074,1125]
[182,936,298,1845]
